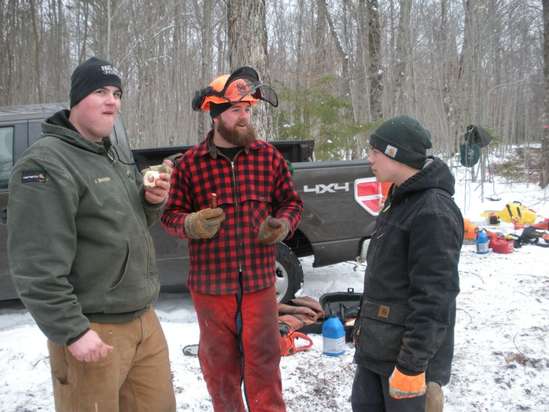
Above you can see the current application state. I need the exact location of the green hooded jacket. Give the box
[8,110,162,345]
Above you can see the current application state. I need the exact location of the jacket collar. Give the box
[196,130,263,159]
[389,157,455,204]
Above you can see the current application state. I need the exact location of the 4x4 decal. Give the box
[303,182,350,194]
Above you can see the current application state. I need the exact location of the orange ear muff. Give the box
[192,87,214,111]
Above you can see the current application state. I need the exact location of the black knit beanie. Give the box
[70,57,123,108]
[369,115,432,169]
[210,103,232,119]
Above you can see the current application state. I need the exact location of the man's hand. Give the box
[278,303,317,319]
[144,159,173,204]
[67,329,113,363]
[388,367,426,399]
[185,208,225,239]
[257,216,290,245]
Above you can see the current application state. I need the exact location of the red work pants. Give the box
[47,308,176,412]
[192,286,286,412]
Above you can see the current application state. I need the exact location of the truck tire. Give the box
[275,243,303,303]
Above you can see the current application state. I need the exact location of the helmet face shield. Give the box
[223,78,278,107]
[192,66,278,112]
[252,83,278,107]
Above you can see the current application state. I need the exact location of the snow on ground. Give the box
[0,176,548,411]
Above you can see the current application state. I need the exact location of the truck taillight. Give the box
[354,177,385,216]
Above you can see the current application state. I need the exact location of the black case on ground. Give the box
[300,288,362,342]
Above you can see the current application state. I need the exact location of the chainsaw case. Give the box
[300,288,362,342]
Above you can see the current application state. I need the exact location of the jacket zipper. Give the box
[107,151,153,277]
[229,157,244,273]
[215,151,245,273]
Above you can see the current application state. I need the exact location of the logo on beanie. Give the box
[384,144,398,158]
[101,65,121,78]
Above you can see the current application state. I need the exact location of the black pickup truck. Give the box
[0,103,382,302]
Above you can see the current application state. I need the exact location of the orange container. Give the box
[463,218,477,241]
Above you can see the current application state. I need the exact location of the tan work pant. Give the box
[47,308,176,412]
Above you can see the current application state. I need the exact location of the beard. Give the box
[216,118,257,147]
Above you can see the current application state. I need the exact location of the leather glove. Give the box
[257,216,290,245]
[425,382,444,412]
[184,208,225,239]
[388,367,426,399]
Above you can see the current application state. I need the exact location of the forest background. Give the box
[1,0,548,185]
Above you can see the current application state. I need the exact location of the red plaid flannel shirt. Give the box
[161,133,303,295]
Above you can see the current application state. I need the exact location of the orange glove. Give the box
[388,367,426,399]
[257,216,290,245]
[185,208,225,239]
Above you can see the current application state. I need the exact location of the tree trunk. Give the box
[29,0,43,102]
[542,0,549,188]
[227,0,272,140]
[294,0,305,130]
[78,1,90,63]
[457,0,475,154]
[354,0,370,124]
[317,0,352,106]
[367,0,383,121]
[393,0,412,115]
[198,0,214,140]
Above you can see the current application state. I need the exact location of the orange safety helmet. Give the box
[192,66,278,112]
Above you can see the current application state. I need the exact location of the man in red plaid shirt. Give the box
[161,67,303,412]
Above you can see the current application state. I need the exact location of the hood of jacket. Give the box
[43,109,112,155]
[390,157,455,204]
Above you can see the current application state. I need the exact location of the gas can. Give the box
[476,230,490,254]
[490,236,514,254]
[322,316,345,356]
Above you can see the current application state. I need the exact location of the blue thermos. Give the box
[476,229,490,254]
[322,316,345,356]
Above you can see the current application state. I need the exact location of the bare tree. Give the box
[542,0,549,188]
[317,0,352,111]
[393,0,412,115]
[367,0,383,121]
[456,0,478,149]
[0,0,545,162]
[198,0,214,140]
[29,0,43,102]
[227,0,272,140]
[352,0,370,124]
[76,1,90,63]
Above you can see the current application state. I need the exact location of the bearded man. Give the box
[161,67,303,412]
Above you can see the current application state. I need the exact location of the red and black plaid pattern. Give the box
[161,134,303,295]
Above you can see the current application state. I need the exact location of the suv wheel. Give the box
[275,243,303,303]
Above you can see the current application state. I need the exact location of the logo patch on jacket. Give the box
[377,305,391,319]
[94,176,112,184]
[21,170,48,184]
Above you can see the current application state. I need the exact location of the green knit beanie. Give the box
[369,115,432,169]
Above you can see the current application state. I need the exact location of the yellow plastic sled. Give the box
[482,202,537,225]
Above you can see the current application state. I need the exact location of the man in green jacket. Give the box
[7,57,176,412]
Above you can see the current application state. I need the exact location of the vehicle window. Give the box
[0,127,14,189]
